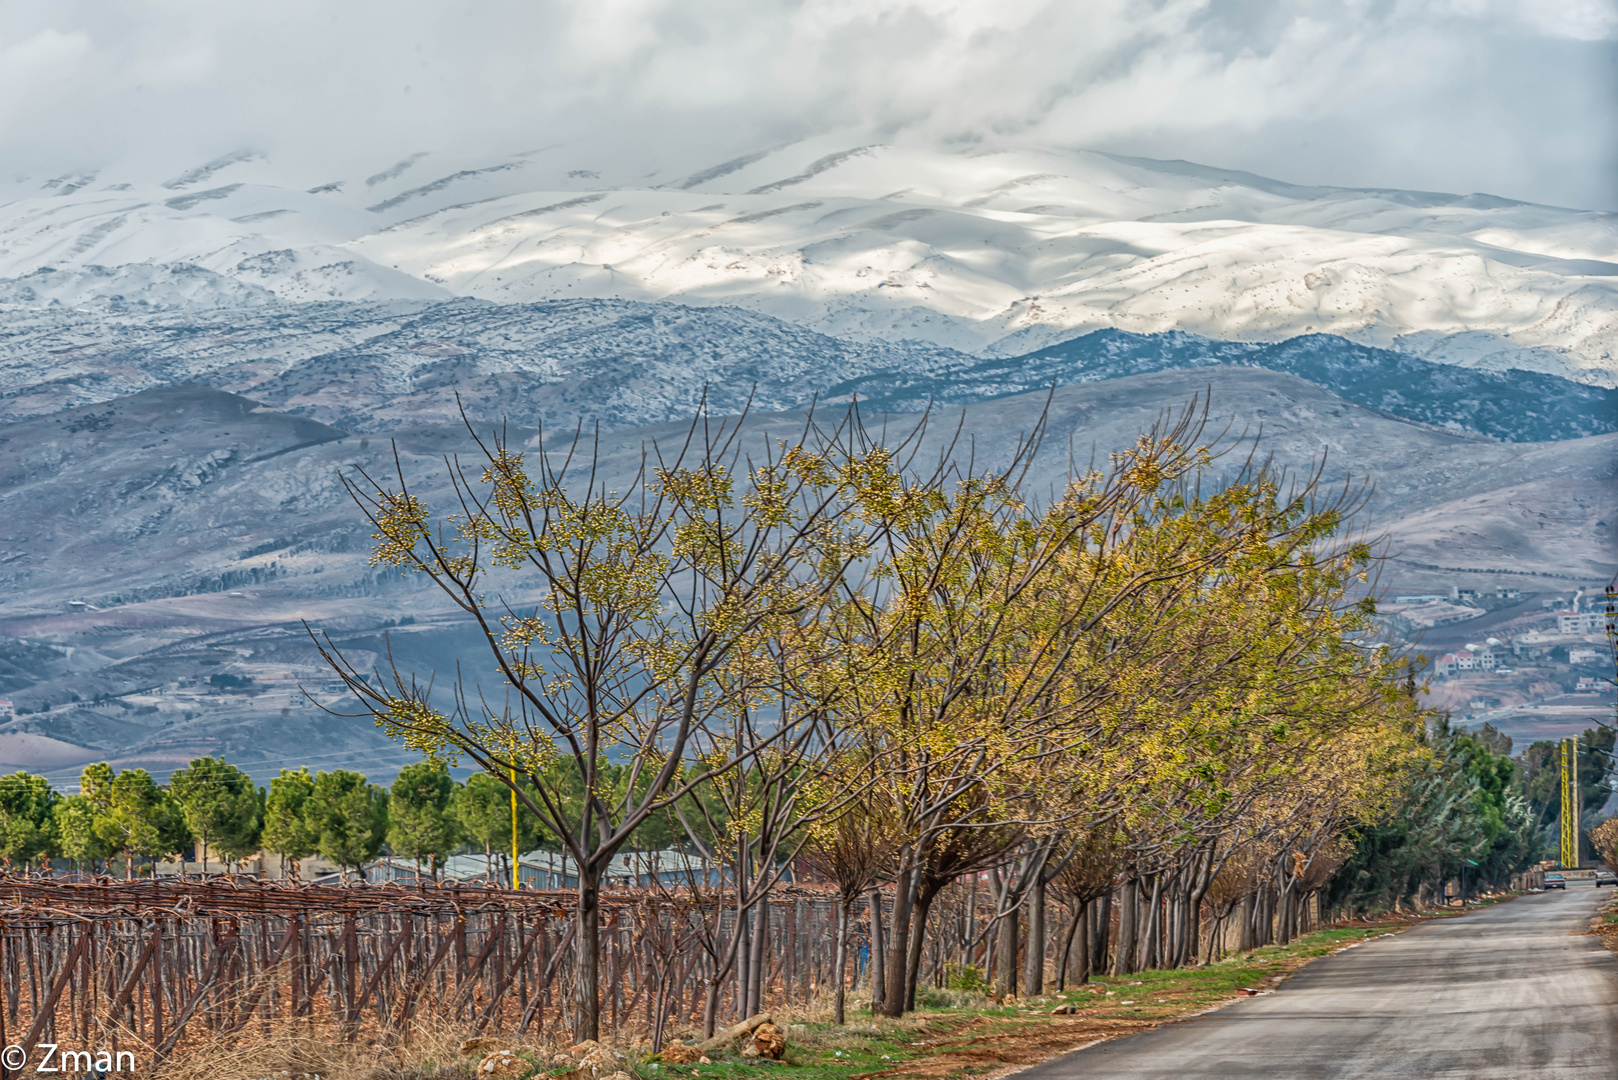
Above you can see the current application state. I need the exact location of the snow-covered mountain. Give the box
[2,139,1614,384]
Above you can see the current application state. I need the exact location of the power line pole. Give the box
[1560,736,1580,869]
[511,765,521,890]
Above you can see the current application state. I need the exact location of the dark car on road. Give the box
[1598,867,1617,887]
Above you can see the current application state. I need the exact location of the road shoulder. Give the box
[834,897,1521,1080]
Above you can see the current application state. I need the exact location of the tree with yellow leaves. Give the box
[317,405,899,1040]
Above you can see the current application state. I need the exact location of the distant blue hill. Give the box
[2,292,1610,442]
[829,330,1617,443]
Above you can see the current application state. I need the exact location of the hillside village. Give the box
[1409,586,1615,746]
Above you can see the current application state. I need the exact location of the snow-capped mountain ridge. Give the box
[1,138,1612,384]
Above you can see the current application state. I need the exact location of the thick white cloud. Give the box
[0,0,1613,208]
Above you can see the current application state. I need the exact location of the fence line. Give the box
[2,869,1498,1070]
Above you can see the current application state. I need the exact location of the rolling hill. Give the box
[0,370,1609,784]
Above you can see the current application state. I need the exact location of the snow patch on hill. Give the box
[0,139,1613,383]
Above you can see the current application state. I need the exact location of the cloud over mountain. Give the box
[0,1,1613,210]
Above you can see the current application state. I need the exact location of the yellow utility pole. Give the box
[511,765,520,890]
[1560,737,1579,869]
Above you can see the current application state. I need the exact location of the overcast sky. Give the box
[2,0,1614,209]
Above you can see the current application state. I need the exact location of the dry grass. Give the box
[153,1020,559,1080]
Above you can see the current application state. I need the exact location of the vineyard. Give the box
[0,858,1403,1076]
[0,875,868,1072]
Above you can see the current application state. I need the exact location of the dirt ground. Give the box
[849,1014,1156,1080]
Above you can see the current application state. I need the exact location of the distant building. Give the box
[1575,676,1607,693]
[1396,594,1446,604]
[1559,612,1603,635]
[365,847,716,889]
[1569,647,1604,664]
[1435,648,1497,676]
[1512,632,1552,658]
[0,698,12,718]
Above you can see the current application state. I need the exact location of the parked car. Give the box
[1597,867,1617,887]
[1545,871,1566,890]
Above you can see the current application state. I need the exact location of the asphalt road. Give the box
[1022,884,1618,1079]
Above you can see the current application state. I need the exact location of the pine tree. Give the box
[170,757,262,873]
[263,768,319,878]
[387,761,459,878]
[53,795,112,871]
[454,771,547,881]
[0,771,58,869]
[307,770,388,880]
[93,768,190,878]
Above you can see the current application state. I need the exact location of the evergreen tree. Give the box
[53,795,112,871]
[1326,718,1537,910]
[53,764,116,872]
[94,768,190,878]
[307,770,388,880]
[387,761,459,878]
[79,762,115,810]
[454,771,547,881]
[170,757,262,873]
[263,768,319,877]
[0,771,58,869]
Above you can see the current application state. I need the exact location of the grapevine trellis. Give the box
[0,876,855,1072]
[0,865,1443,1074]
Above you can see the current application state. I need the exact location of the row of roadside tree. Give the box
[319,396,1576,1041]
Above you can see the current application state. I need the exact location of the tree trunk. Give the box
[1072,901,1091,984]
[1110,880,1137,976]
[880,862,916,1016]
[1056,900,1086,989]
[1138,875,1162,971]
[702,972,722,1038]
[745,890,769,1016]
[735,841,752,1020]
[903,892,935,1011]
[1165,886,1184,968]
[1188,890,1209,964]
[994,905,1019,997]
[1236,892,1255,952]
[574,864,602,1041]
[1090,891,1111,975]
[868,888,886,1012]
[735,912,752,1018]
[1023,871,1046,994]
[834,898,851,1025]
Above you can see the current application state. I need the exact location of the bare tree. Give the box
[800,784,899,1023]
[318,403,880,1039]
